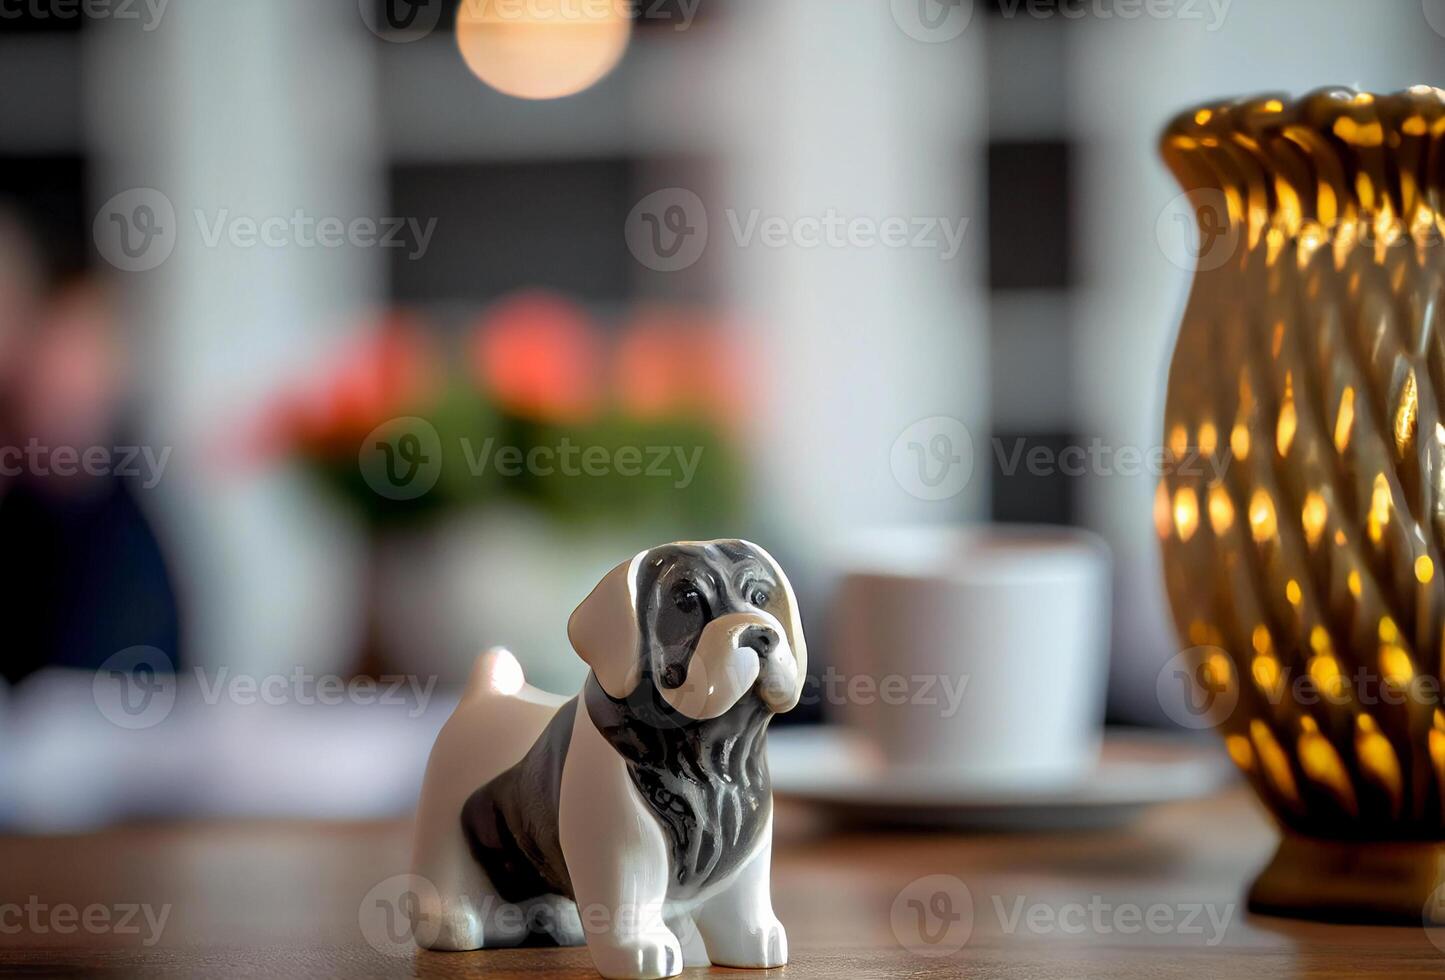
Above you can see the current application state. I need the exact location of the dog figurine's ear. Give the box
[568,550,647,699]
[740,539,808,694]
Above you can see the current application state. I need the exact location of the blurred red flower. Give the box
[469,291,602,424]
[614,305,743,427]
[254,310,437,458]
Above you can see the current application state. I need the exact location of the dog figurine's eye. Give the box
[750,589,770,607]
[674,585,701,613]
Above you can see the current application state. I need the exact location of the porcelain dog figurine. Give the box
[410,539,806,979]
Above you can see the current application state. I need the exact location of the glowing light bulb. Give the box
[456,0,632,101]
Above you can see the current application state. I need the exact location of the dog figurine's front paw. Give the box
[588,929,685,980]
[705,916,788,969]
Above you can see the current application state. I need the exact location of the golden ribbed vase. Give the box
[1158,87,1445,923]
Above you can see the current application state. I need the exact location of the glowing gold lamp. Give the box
[1158,86,1445,923]
[455,0,632,101]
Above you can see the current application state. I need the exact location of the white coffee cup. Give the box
[829,524,1111,787]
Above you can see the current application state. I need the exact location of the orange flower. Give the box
[248,310,436,459]
[614,305,743,426]
[319,311,435,443]
[470,292,602,423]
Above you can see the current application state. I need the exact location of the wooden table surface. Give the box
[3,785,1444,978]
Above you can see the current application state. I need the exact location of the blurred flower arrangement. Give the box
[255,291,744,532]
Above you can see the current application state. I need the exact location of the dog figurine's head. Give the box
[568,539,806,721]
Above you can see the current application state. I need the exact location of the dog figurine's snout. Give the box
[737,624,778,656]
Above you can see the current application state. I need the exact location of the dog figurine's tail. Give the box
[463,646,527,701]
[411,645,569,951]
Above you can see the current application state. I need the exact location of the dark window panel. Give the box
[989,430,1078,525]
[986,140,1073,291]
[388,158,635,305]
[388,157,717,307]
[626,156,716,303]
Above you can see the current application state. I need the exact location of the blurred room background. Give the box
[0,0,1438,830]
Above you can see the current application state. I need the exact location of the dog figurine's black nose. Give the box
[737,625,778,656]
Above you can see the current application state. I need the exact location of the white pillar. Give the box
[723,0,990,571]
[87,1,383,676]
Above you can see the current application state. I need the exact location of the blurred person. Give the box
[0,211,42,390]
[0,218,180,685]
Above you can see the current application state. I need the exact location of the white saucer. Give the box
[766,726,1236,830]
